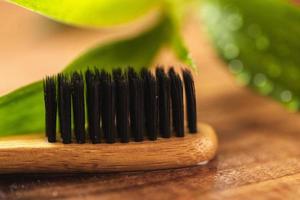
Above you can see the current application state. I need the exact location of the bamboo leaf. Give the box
[7,0,161,27]
[166,0,196,69]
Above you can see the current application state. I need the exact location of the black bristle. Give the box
[169,68,184,137]
[156,68,171,138]
[45,66,197,144]
[43,76,57,143]
[113,68,122,80]
[114,72,130,143]
[85,70,101,143]
[168,68,176,132]
[182,69,197,133]
[141,69,158,140]
[58,74,72,144]
[101,71,116,143]
[57,74,62,134]
[71,72,86,143]
[128,68,144,142]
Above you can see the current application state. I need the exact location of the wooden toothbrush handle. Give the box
[0,123,218,174]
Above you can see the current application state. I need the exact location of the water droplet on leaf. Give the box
[281,90,292,102]
[229,59,243,73]
[224,43,239,59]
[254,73,267,87]
[227,13,243,31]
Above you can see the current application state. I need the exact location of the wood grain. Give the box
[0,123,217,174]
[1,2,300,200]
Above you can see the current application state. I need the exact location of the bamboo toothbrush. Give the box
[0,67,218,174]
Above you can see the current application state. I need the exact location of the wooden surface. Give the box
[0,123,217,174]
[1,2,300,200]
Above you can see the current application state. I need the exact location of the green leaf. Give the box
[201,0,300,111]
[171,29,196,69]
[165,0,196,69]
[0,16,173,136]
[7,0,162,27]
[64,16,171,72]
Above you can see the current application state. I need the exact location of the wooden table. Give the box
[1,2,300,199]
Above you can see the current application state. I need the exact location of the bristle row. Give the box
[156,68,171,138]
[71,72,86,143]
[142,69,158,141]
[101,71,117,143]
[169,69,184,137]
[57,74,72,144]
[43,67,197,144]
[43,77,57,142]
[114,70,130,143]
[183,69,197,133]
[128,69,145,142]
[85,70,101,143]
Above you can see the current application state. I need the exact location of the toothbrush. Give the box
[0,67,218,173]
